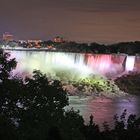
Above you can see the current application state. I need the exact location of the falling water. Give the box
[7,51,133,79]
[125,56,135,71]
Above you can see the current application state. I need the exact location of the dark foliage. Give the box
[115,72,140,95]
[0,49,85,140]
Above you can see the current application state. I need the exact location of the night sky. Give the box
[0,0,140,43]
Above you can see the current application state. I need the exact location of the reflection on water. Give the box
[68,96,140,127]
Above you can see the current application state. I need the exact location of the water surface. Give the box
[68,96,140,127]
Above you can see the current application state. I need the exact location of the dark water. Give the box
[6,50,140,126]
[68,96,140,127]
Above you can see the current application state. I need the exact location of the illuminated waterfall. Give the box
[84,54,126,76]
[125,56,135,71]
[7,51,139,79]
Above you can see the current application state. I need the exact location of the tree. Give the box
[0,49,18,140]
[16,70,69,140]
[0,49,85,140]
[0,49,17,81]
[0,49,18,119]
[0,114,17,140]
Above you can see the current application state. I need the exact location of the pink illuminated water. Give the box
[84,54,126,77]
[68,96,140,128]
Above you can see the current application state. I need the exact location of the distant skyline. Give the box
[0,0,140,44]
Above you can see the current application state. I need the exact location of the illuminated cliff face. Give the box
[8,51,139,79]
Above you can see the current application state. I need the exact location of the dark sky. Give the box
[0,0,140,43]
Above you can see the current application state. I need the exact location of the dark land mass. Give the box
[1,40,140,55]
[115,72,140,95]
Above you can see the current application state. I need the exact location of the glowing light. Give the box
[125,56,135,71]
[7,51,137,79]
[87,54,112,74]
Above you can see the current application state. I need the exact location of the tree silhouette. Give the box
[0,49,85,140]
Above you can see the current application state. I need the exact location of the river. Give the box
[68,96,140,127]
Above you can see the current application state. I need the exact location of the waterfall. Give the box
[125,56,135,72]
[7,50,139,79]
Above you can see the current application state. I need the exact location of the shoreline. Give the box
[1,47,131,56]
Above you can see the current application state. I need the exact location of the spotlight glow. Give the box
[7,51,139,79]
[125,56,135,71]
